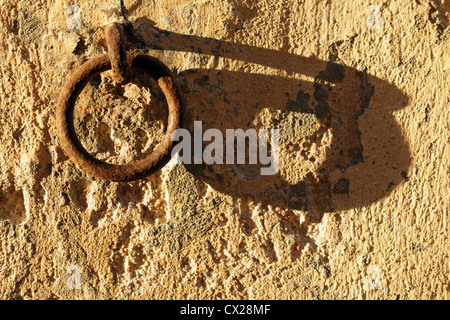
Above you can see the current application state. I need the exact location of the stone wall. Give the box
[0,0,448,299]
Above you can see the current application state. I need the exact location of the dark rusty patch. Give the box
[332,178,350,195]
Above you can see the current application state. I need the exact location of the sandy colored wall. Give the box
[0,0,448,299]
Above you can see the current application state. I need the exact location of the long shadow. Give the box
[128,17,411,215]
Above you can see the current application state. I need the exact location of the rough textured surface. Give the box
[0,0,448,299]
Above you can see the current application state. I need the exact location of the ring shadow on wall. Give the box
[132,18,411,215]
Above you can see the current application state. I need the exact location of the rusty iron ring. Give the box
[56,53,181,182]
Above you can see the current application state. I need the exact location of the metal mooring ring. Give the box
[56,52,181,182]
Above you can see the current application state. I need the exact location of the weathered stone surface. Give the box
[0,0,448,299]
